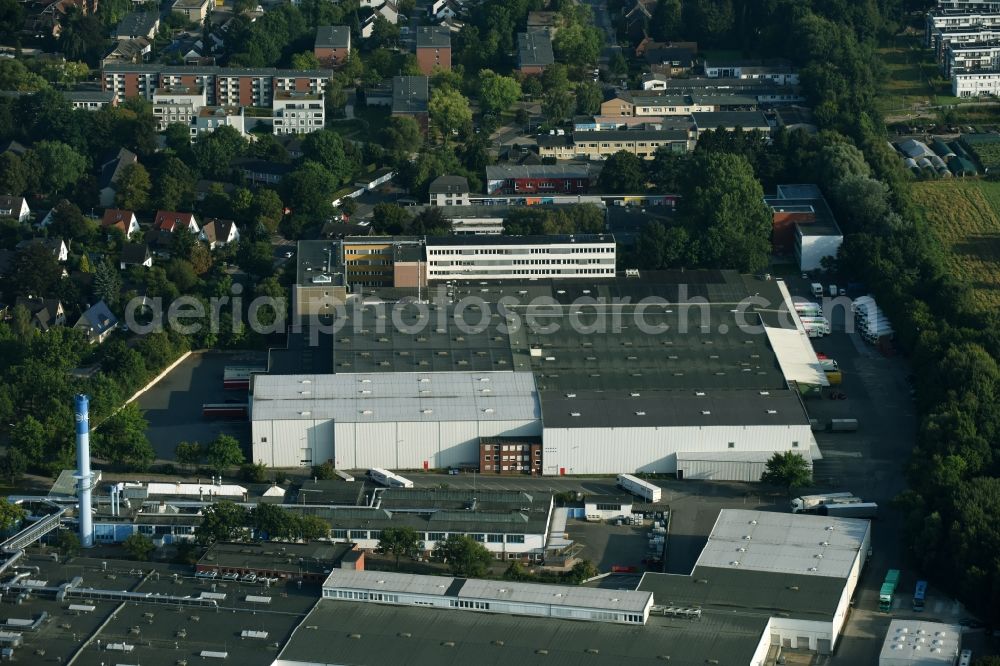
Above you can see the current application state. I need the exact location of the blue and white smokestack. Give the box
[74,394,93,548]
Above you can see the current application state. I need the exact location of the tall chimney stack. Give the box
[74,394,94,548]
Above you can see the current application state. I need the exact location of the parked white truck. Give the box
[790,492,859,513]
[812,502,878,519]
[617,474,662,502]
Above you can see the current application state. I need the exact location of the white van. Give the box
[811,282,823,297]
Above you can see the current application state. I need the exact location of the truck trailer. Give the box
[880,569,901,612]
[812,502,878,518]
[617,474,662,502]
[790,492,858,513]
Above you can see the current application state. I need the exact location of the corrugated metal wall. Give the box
[677,459,768,482]
[542,425,814,476]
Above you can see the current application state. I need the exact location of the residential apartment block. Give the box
[946,41,1000,75]
[314,26,351,69]
[424,235,616,281]
[102,64,331,108]
[927,10,1000,48]
[517,31,554,74]
[272,91,325,135]
[415,26,451,74]
[953,68,1000,94]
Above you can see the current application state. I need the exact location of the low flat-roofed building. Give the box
[765,183,843,271]
[293,239,347,318]
[540,127,692,160]
[640,509,872,657]
[276,599,768,666]
[879,620,962,666]
[692,111,772,135]
[65,90,118,110]
[196,541,359,581]
[321,569,653,623]
[485,164,589,195]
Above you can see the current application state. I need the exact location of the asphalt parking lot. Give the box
[135,350,263,460]
[570,519,660,572]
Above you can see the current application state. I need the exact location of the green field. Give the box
[876,39,959,117]
[914,179,1000,308]
[959,134,1000,172]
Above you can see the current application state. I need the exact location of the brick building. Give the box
[484,164,589,196]
[314,25,351,69]
[479,437,543,475]
[415,26,451,74]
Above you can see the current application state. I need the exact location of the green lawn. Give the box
[915,179,1000,308]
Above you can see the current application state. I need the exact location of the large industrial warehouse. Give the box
[252,270,826,478]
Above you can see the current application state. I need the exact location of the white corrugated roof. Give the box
[764,326,829,387]
[251,371,540,423]
[695,509,869,579]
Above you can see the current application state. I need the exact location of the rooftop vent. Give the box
[701,410,711,415]
[570,412,581,417]
[635,411,646,416]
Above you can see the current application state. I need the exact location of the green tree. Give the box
[0,153,27,195]
[196,500,249,544]
[9,242,62,299]
[236,240,274,277]
[541,89,573,124]
[567,559,598,583]
[9,415,47,465]
[175,441,202,471]
[56,529,80,557]
[204,434,245,474]
[376,527,421,569]
[312,461,338,479]
[241,462,267,483]
[32,141,87,194]
[599,151,646,192]
[115,163,151,211]
[428,87,473,141]
[291,51,320,69]
[478,70,522,116]
[0,498,25,531]
[297,514,330,540]
[123,532,155,561]
[435,534,492,577]
[760,452,812,495]
[97,403,155,471]
[679,152,771,273]
[0,450,26,485]
[252,189,284,233]
[301,130,355,185]
[93,261,123,306]
[382,115,423,155]
[575,81,602,115]
[251,503,297,540]
[282,161,338,218]
[552,22,602,65]
[0,59,47,91]
[649,0,681,41]
[371,203,413,235]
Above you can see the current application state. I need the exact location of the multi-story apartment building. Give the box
[946,41,1000,75]
[927,10,1000,48]
[415,26,451,74]
[272,91,325,135]
[934,26,1000,62]
[151,85,206,130]
[102,64,331,108]
[934,0,1000,10]
[953,68,1000,95]
[314,25,351,69]
[424,235,617,281]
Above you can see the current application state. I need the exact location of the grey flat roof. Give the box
[571,129,690,142]
[296,505,552,535]
[765,186,841,236]
[425,234,614,246]
[694,509,869,579]
[517,31,554,67]
[416,25,451,48]
[692,111,771,129]
[251,371,540,423]
[65,90,116,102]
[278,599,767,666]
[295,240,344,286]
[199,541,355,574]
[392,75,429,114]
[323,569,653,612]
[639,565,846,622]
[541,388,808,428]
[315,25,350,49]
[485,164,589,180]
